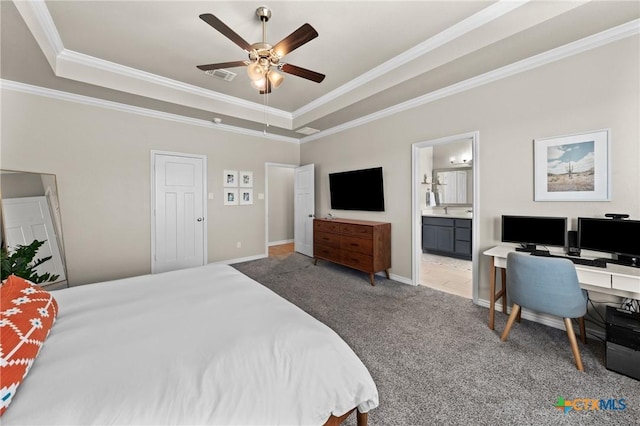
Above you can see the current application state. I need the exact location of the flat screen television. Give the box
[578,217,640,267]
[329,167,385,212]
[501,215,567,252]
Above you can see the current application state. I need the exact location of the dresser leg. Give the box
[313,258,318,265]
[384,269,390,279]
[369,273,375,286]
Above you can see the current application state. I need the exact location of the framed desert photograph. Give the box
[224,188,238,205]
[534,129,610,201]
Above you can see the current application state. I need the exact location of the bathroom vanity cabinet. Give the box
[422,216,472,260]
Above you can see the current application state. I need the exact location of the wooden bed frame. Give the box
[324,408,368,426]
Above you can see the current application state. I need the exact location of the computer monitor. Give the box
[501,215,567,252]
[578,217,640,267]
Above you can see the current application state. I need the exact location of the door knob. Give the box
[308,214,315,218]
[197,217,204,222]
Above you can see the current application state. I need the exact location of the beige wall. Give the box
[301,36,640,302]
[2,36,638,297]
[1,90,299,285]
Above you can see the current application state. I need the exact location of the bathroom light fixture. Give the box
[449,157,473,166]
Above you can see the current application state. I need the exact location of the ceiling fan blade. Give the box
[196,61,247,71]
[199,13,252,51]
[281,63,325,83]
[272,23,318,57]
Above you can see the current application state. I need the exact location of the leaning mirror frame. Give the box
[432,167,473,206]
[0,169,69,289]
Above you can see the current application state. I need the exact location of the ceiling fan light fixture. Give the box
[267,70,284,88]
[247,61,265,81]
[251,77,267,91]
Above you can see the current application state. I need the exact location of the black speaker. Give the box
[567,230,580,256]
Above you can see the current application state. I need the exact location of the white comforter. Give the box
[3,263,378,425]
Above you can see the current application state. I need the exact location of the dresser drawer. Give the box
[314,244,340,262]
[341,251,373,271]
[314,231,340,248]
[340,224,373,239]
[340,236,373,255]
[314,220,341,233]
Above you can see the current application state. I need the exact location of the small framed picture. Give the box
[240,189,253,205]
[223,170,238,187]
[239,171,253,187]
[224,188,238,205]
[534,129,610,201]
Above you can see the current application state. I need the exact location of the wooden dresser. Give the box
[313,218,391,286]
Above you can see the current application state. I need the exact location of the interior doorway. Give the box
[265,163,315,259]
[265,163,295,257]
[411,132,479,302]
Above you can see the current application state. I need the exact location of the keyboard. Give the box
[530,251,607,268]
[567,257,607,268]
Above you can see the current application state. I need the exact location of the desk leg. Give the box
[489,257,497,330]
[501,268,507,314]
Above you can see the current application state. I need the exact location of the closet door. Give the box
[152,152,207,273]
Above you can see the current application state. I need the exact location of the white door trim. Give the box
[264,162,297,257]
[150,150,208,273]
[411,131,480,303]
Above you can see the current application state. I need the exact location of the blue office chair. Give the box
[500,252,588,371]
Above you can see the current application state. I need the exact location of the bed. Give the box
[0,263,378,425]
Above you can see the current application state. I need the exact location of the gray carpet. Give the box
[232,253,640,425]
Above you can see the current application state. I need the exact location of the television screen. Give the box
[501,215,567,250]
[329,167,385,212]
[578,217,640,258]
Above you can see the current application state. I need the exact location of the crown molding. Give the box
[15,0,530,131]
[12,0,63,69]
[13,0,293,129]
[0,80,300,144]
[300,19,640,144]
[292,0,529,119]
[56,49,289,119]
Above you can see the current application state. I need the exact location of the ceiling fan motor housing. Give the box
[256,6,271,22]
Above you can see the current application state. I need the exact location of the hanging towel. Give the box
[426,191,436,207]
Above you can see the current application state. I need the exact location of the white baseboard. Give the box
[387,272,412,285]
[268,239,294,246]
[213,254,267,265]
[475,298,605,340]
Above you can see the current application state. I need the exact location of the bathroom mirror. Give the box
[433,167,472,206]
[1,170,68,287]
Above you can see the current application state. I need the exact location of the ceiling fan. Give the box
[197,6,325,94]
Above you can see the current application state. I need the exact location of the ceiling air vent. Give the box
[296,127,320,135]
[204,69,237,82]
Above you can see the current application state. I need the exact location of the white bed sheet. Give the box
[2,263,378,425]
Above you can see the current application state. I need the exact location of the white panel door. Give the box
[153,153,206,273]
[3,196,66,281]
[294,164,315,257]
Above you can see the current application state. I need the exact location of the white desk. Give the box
[483,245,640,330]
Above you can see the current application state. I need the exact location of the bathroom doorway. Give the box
[411,132,479,302]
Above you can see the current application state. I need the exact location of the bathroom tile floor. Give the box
[420,252,472,299]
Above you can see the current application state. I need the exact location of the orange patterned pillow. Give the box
[0,275,58,416]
